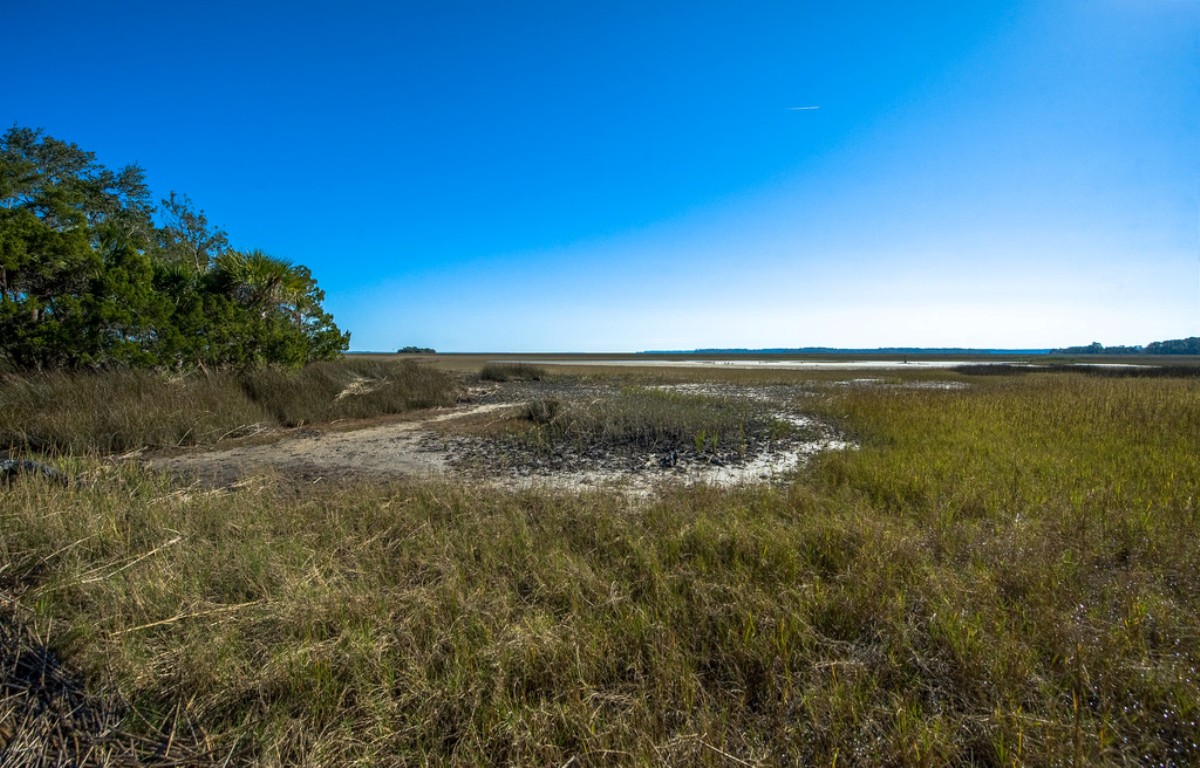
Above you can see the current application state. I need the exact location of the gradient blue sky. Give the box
[5,1,1197,351]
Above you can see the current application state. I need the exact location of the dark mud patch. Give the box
[428,381,850,492]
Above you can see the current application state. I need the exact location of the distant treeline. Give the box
[646,339,1200,357]
[397,346,436,354]
[641,347,1053,356]
[1,127,348,371]
[1051,338,1200,356]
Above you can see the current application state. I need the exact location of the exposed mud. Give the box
[149,380,852,494]
[433,381,850,494]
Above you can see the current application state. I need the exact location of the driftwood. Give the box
[0,459,70,487]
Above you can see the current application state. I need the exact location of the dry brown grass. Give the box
[0,360,459,454]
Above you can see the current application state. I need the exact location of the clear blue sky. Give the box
[5,1,1197,351]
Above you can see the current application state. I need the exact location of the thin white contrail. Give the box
[788,106,821,111]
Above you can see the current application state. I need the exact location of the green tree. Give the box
[1145,337,1200,355]
[155,191,229,272]
[208,250,349,366]
[0,126,348,371]
[0,127,155,368]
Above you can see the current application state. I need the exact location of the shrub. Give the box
[521,398,562,424]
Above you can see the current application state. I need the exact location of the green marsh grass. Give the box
[1,371,1197,764]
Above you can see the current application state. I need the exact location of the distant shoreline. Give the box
[639,347,1052,356]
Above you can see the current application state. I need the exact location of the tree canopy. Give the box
[1051,338,1200,356]
[0,126,348,370]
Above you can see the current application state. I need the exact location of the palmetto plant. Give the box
[212,249,310,318]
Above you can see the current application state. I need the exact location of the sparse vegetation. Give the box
[532,386,785,454]
[520,396,562,424]
[1,366,1198,765]
[447,385,809,476]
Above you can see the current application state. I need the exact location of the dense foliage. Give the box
[1145,336,1200,354]
[0,127,348,370]
[1052,337,1200,355]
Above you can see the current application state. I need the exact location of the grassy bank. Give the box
[0,360,459,454]
[1,371,1197,764]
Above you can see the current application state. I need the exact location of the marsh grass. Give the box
[0,360,459,454]
[520,397,561,424]
[479,363,546,382]
[517,387,787,458]
[561,387,762,447]
[957,362,1200,378]
[239,359,459,426]
[0,369,270,454]
[444,386,800,474]
[1,372,1198,764]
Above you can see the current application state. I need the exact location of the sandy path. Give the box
[149,403,513,485]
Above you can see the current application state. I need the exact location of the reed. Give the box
[0,360,459,454]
